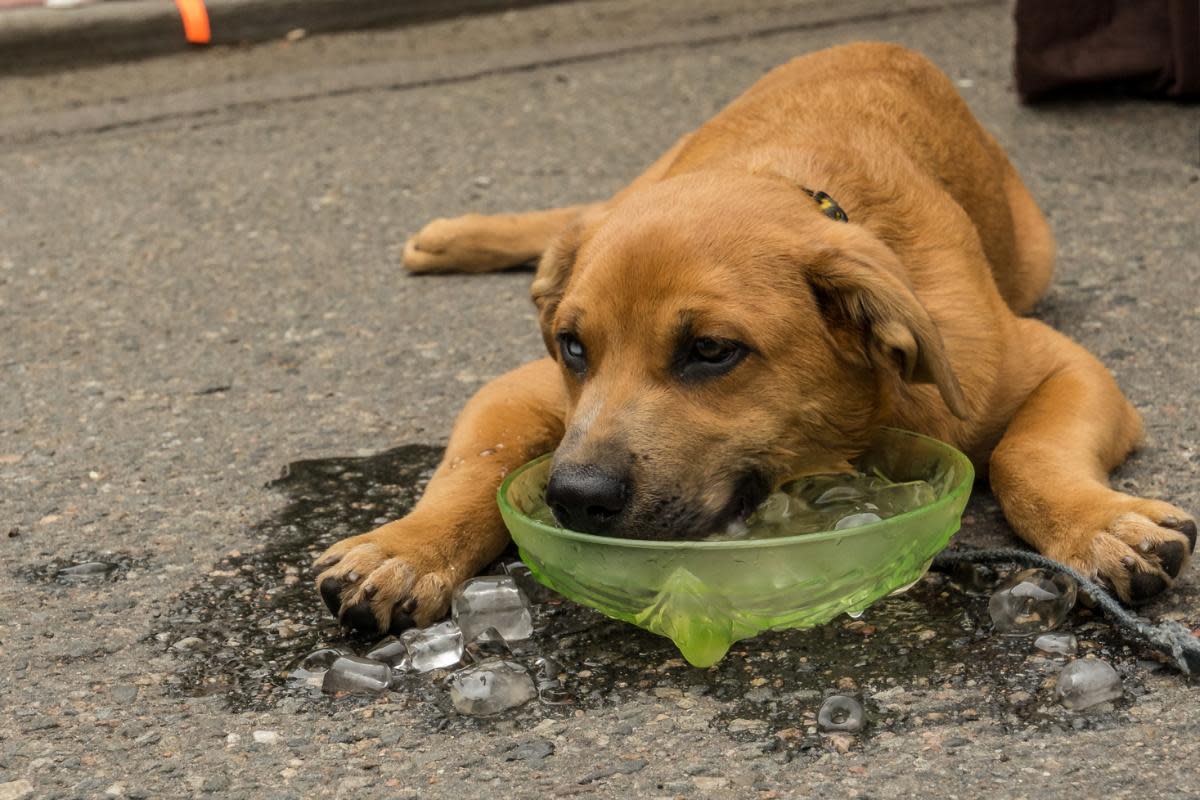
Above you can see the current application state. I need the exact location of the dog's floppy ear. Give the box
[530,220,582,356]
[806,227,970,419]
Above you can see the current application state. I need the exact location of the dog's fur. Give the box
[314,43,1195,634]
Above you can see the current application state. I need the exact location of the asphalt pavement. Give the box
[2,0,1200,797]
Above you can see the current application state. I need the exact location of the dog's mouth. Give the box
[633,471,770,542]
[709,471,771,533]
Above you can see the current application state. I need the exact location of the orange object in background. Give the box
[174,0,211,45]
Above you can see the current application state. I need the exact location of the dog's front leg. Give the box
[314,357,566,634]
[990,321,1196,603]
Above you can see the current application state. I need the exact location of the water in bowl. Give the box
[526,469,936,540]
[716,471,937,540]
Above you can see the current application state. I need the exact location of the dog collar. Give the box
[801,187,849,222]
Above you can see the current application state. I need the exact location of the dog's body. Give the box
[315,43,1195,634]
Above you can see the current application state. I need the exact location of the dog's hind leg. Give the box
[996,165,1056,315]
[404,204,595,274]
[989,320,1195,604]
[404,134,694,274]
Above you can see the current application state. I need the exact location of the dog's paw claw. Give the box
[1152,539,1189,578]
[388,601,417,635]
[319,576,349,616]
[341,601,381,634]
[313,527,456,635]
[1128,570,1168,603]
[1160,516,1198,550]
[1061,502,1195,606]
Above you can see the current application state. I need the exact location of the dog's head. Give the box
[531,172,966,539]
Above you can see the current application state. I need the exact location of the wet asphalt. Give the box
[2,0,1200,797]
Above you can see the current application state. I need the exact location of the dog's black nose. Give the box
[546,463,629,534]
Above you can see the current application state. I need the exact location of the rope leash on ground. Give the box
[931,547,1200,675]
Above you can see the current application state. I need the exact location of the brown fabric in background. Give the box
[1015,0,1200,100]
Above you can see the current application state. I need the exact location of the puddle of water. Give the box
[152,445,1152,745]
[151,444,441,709]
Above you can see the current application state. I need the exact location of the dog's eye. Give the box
[678,337,747,380]
[692,337,737,363]
[557,332,587,374]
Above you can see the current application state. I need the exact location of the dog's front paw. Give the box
[313,518,459,635]
[1046,494,1196,605]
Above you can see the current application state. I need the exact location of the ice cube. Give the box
[834,512,882,530]
[465,627,512,663]
[785,473,856,505]
[868,481,937,515]
[749,492,792,524]
[452,576,533,642]
[1034,632,1078,656]
[404,621,464,672]
[504,561,557,604]
[532,655,572,704]
[448,659,537,716]
[285,647,349,691]
[537,683,573,705]
[723,519,751,539]
[817,695,864,733]
[533,655,563,686]
[814,485,866,507]
[365,636,409,668]
[292,647,346,671]
[1055,659,1122,710]
[321,655,391,696]
[988,569,1077,634]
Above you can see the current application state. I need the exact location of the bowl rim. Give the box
[496,427,975,551]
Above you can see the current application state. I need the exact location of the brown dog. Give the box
[314,42,1196,635]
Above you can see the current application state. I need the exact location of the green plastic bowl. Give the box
[497,428,974,667]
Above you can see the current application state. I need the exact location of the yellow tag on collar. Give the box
[801,187,849,223]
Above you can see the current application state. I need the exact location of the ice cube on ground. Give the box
[365,636,409,668]
[448,659,537,715]
[405,621,465,672]
[538,683,573,704]
[292,648,346,671]
[1056,659,1123,710]
[533,655,572,703]
[504,561,558,604]
[817,695,865,732]
[285,647,349,690]
[834,512,883,530]
[465,627,512,662]
[321,655,392,696]
[1034,632,1078,656]
[537,681,573,705]
[987,568,1077,634]
[533,655,563,686]
[452,575,533,642]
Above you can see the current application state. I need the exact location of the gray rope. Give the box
[931,547,1200,675]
